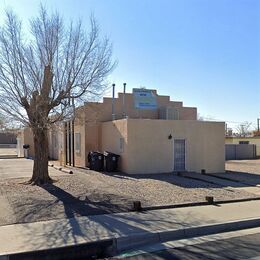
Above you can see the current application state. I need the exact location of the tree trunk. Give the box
[29,127,52,185]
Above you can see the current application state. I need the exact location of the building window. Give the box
[75,133,81,155]
[239,141,249,144]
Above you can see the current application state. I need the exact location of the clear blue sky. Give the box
[0,0,259,130]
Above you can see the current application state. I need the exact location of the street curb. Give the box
[116,217,260,253]
[142,196,260,211]
[0,156,18,159]
[1,239,114,260]
[1,217,260,259]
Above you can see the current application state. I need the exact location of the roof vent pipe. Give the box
[112,83,116,120]
[123,83,126,118]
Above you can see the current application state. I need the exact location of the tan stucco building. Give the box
[18,89,225,174]
[102,119,225,174]
[62,89,225,174]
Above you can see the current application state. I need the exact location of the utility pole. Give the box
[258,118,260,132]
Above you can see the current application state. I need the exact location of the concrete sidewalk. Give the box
[1,200,260,258]
[0,158,67,179]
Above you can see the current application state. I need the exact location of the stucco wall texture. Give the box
[101,119,225,174]
[73,90,197,168]
[82,91,197,123]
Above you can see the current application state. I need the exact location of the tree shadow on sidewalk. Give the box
[17,183,182,253]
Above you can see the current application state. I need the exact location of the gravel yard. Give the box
[0,159,258,226]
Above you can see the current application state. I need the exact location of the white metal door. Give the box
[174,139,186,171]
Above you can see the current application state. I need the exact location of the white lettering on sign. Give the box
[133,88,157,110]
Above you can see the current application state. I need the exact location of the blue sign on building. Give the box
[133,88,157,110]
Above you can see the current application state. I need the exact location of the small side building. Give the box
[101,119,225,174]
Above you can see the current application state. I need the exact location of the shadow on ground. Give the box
[217,170,260,187]
[42,184,131,217]
[1,159,260,228]
[101,170,260,189]
[10,183,133,225]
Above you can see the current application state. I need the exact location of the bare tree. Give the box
[0,7,115,184]
[0,113,6,130]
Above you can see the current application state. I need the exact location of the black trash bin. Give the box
[104,151,120,172]
[23,144,30,158]
[23,144,30,149]
[88,151,104,171]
